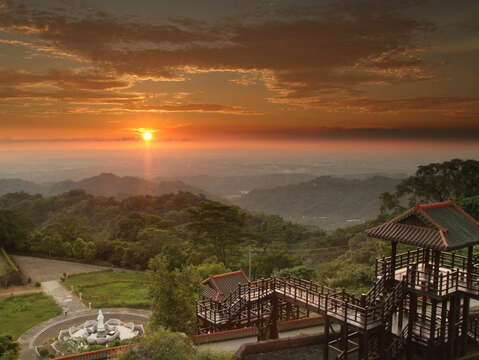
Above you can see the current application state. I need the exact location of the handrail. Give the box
[377,249,477,279]
[365,276,385,305]
[199,276,410,330]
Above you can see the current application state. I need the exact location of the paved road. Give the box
[42,280,88,313]
[17,308,151,360]
[12,256,109,282]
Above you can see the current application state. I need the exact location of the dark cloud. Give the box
[0,69,130,89]
[297,96,479,117]
[0,0,433,100]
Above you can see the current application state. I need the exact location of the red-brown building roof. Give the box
[366,200,479,250]
[201,269,250,301]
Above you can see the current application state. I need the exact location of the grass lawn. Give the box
[65,270,151,309]
[0,293,62,339]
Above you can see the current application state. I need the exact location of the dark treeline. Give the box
[0,190,327,278]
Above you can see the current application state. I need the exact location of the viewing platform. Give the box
[376,248,479,298]
[198,200,479,359]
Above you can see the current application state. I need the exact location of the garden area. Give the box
[65,269,151,309]
[0,292,61,339]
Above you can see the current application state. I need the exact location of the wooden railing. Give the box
[199,276,408,330]
[365,275,385,305]
[376,249,477,279]
[468,316,479,342]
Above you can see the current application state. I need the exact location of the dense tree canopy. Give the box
[0,209,31,250]
[0,190,315,273]
[0,335,19,360]
[380,159,479,214]
[115,330,229,360]
[148,256,201,335]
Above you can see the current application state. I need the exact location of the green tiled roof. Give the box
[366,201,479,250]
[426,206,479,249]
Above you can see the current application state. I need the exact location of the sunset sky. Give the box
[0,0,478,146]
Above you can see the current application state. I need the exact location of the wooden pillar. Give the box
[424,248,430,271]
[360,331,369,360]
[467,246,474,288]
[406,293,418,360]
[391,241,397,279]
[269,294,279,339]
[433,250,441,290]
[429,299,438,349]
[448,295,459,358]
[342,323,349,360]
[324,315,330,360]
[460,296,470,356]
[398,295,404,333]
[440,298,448,360]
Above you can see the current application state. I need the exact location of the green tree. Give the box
[195,262,230,281]
[276,265,315,280]
[253,245,301,278]
[0,335,19,360]
[188,200,246,266]
[0,210,31,250]
[148,256,200,335]
[381,159,479,214]
[44,215,91,242]
[114,330,229,360]
[115,330,196,360]
[458,196,479,220]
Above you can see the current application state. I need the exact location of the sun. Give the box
[142,131,153,142]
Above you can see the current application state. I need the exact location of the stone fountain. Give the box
[52,310,144,354]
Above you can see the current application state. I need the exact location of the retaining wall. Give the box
[230,333,329,360]
[192,316,324,345]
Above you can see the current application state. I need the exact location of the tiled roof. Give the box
[366,200,479,250]
[201,270,250,301]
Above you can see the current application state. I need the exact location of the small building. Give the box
[201,270,250,302]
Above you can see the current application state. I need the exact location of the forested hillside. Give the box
[0,159,477,296]
[0,173,208,199]
[235,176,401,228]
[0,190,328,278]
[160,173,317,198]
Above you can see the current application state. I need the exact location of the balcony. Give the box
[376,249,479,297]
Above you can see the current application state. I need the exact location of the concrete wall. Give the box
[192,316,324,345]
[231,333,328,360]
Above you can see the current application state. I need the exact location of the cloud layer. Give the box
[0,0,478,140]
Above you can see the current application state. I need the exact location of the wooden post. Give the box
[440,298,448,360]
[342,323,349,360]
[360,330,369,360]
[433,250,441,291]
[424,248,431,276]
[467,245,474,289]
[324,315,330,360]
[269,293,279,340]
[429,299,438,349]
[461,296,470,356]
[390,241,398,284]
[448,295,459,358]
[398,294,404,333]
[406,293,418,360]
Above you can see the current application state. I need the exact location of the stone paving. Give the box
[41,280,88,314]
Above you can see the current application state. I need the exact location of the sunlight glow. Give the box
[142,131,153,142]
